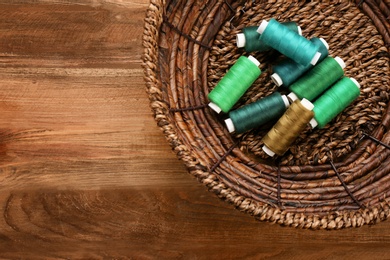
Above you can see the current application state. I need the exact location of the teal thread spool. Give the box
[237,22,302,53]
[271,37,329,87]
[287,56,346,102]
[208,55,261,113]
[257,19,321,66]
[310,77,361,129]
[225,92,289,134]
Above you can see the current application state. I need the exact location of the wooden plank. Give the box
[0,188,389,258]
[0,66,190,190]
[0,1,189,191]
[0,1,147,68]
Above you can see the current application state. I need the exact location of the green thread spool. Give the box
[208,55,261,114]
[225,92,290,134]
[310,77,361,129]
[287,56,346,102]
[262,99,314,157]
[258,19,321,66]
[271,37,329,87]
[237,22,302,53]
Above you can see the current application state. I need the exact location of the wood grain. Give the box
[0,1,389,259]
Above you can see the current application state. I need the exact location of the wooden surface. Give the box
[0,1,389,259]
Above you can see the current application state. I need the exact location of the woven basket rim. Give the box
[143,0,390,229]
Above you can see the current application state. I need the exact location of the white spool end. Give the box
[262,145,276,157]
[300,98,314,111]
[281,95,290,108]
[297,26,302,36]
[350,78,361,89]
[319,38,329,50]
[310,51,322,65]
[334,56,346,69]
[208,102,222,114]
[257,20,269,34]
[225,118,235,133]
[248,55,260,67]
[287,92,299,102]
[309,118,319,128]
[271,73,283,87]
[236,33,246,48]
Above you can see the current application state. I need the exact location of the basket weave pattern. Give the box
[143,0,390,229]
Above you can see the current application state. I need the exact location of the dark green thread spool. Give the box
[271,37,329,87]
[225,92,289,134]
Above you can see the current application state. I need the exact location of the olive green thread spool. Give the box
[287,56,346,102]
[225,92,290,134]
[208,55,261,114]
[262,99,314,157]
[257,19,321,66]
[310,77,361,129]
[271,37,329,87]
[237,22,302,53]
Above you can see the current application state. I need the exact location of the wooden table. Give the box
[0,1,389,258]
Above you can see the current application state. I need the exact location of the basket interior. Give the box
[208,1,390,166]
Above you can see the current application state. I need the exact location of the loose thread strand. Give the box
[228,4,247,27]
[328,155,365,209]
[223,0,235,13]
[169,104,209,112]
[210,142,239,173]
[363,133,390,150]
[163,17,212,50]
[277,160,282,208]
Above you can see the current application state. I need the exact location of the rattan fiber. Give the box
[143,0,390,229]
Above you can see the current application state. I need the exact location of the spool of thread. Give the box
[287,56,346,102]
[208,55,261,113]
[237,22,302,53]
[225,92,290,134]
[257,19,321,66]
[271,37,329,87]
[262,99,314,157]
[310,77,361,129]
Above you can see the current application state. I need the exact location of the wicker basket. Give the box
[143,0,390,229]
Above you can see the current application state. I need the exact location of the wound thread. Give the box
[311,77,361,129]
[258,19,320,66]
[237,22,301,53]
[271,37,329,87]
[262,99,314,157]
[288,56,345,102]
[226,92,289,134]
[208,55,261,113]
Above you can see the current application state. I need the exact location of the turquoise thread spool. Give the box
[257,19,321,66]
[208,55,261,113]
[287,56,346,102]
[237,22,302,53]
[225,92,289,134]
[271,37,329,87]
[310,77,361,129]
